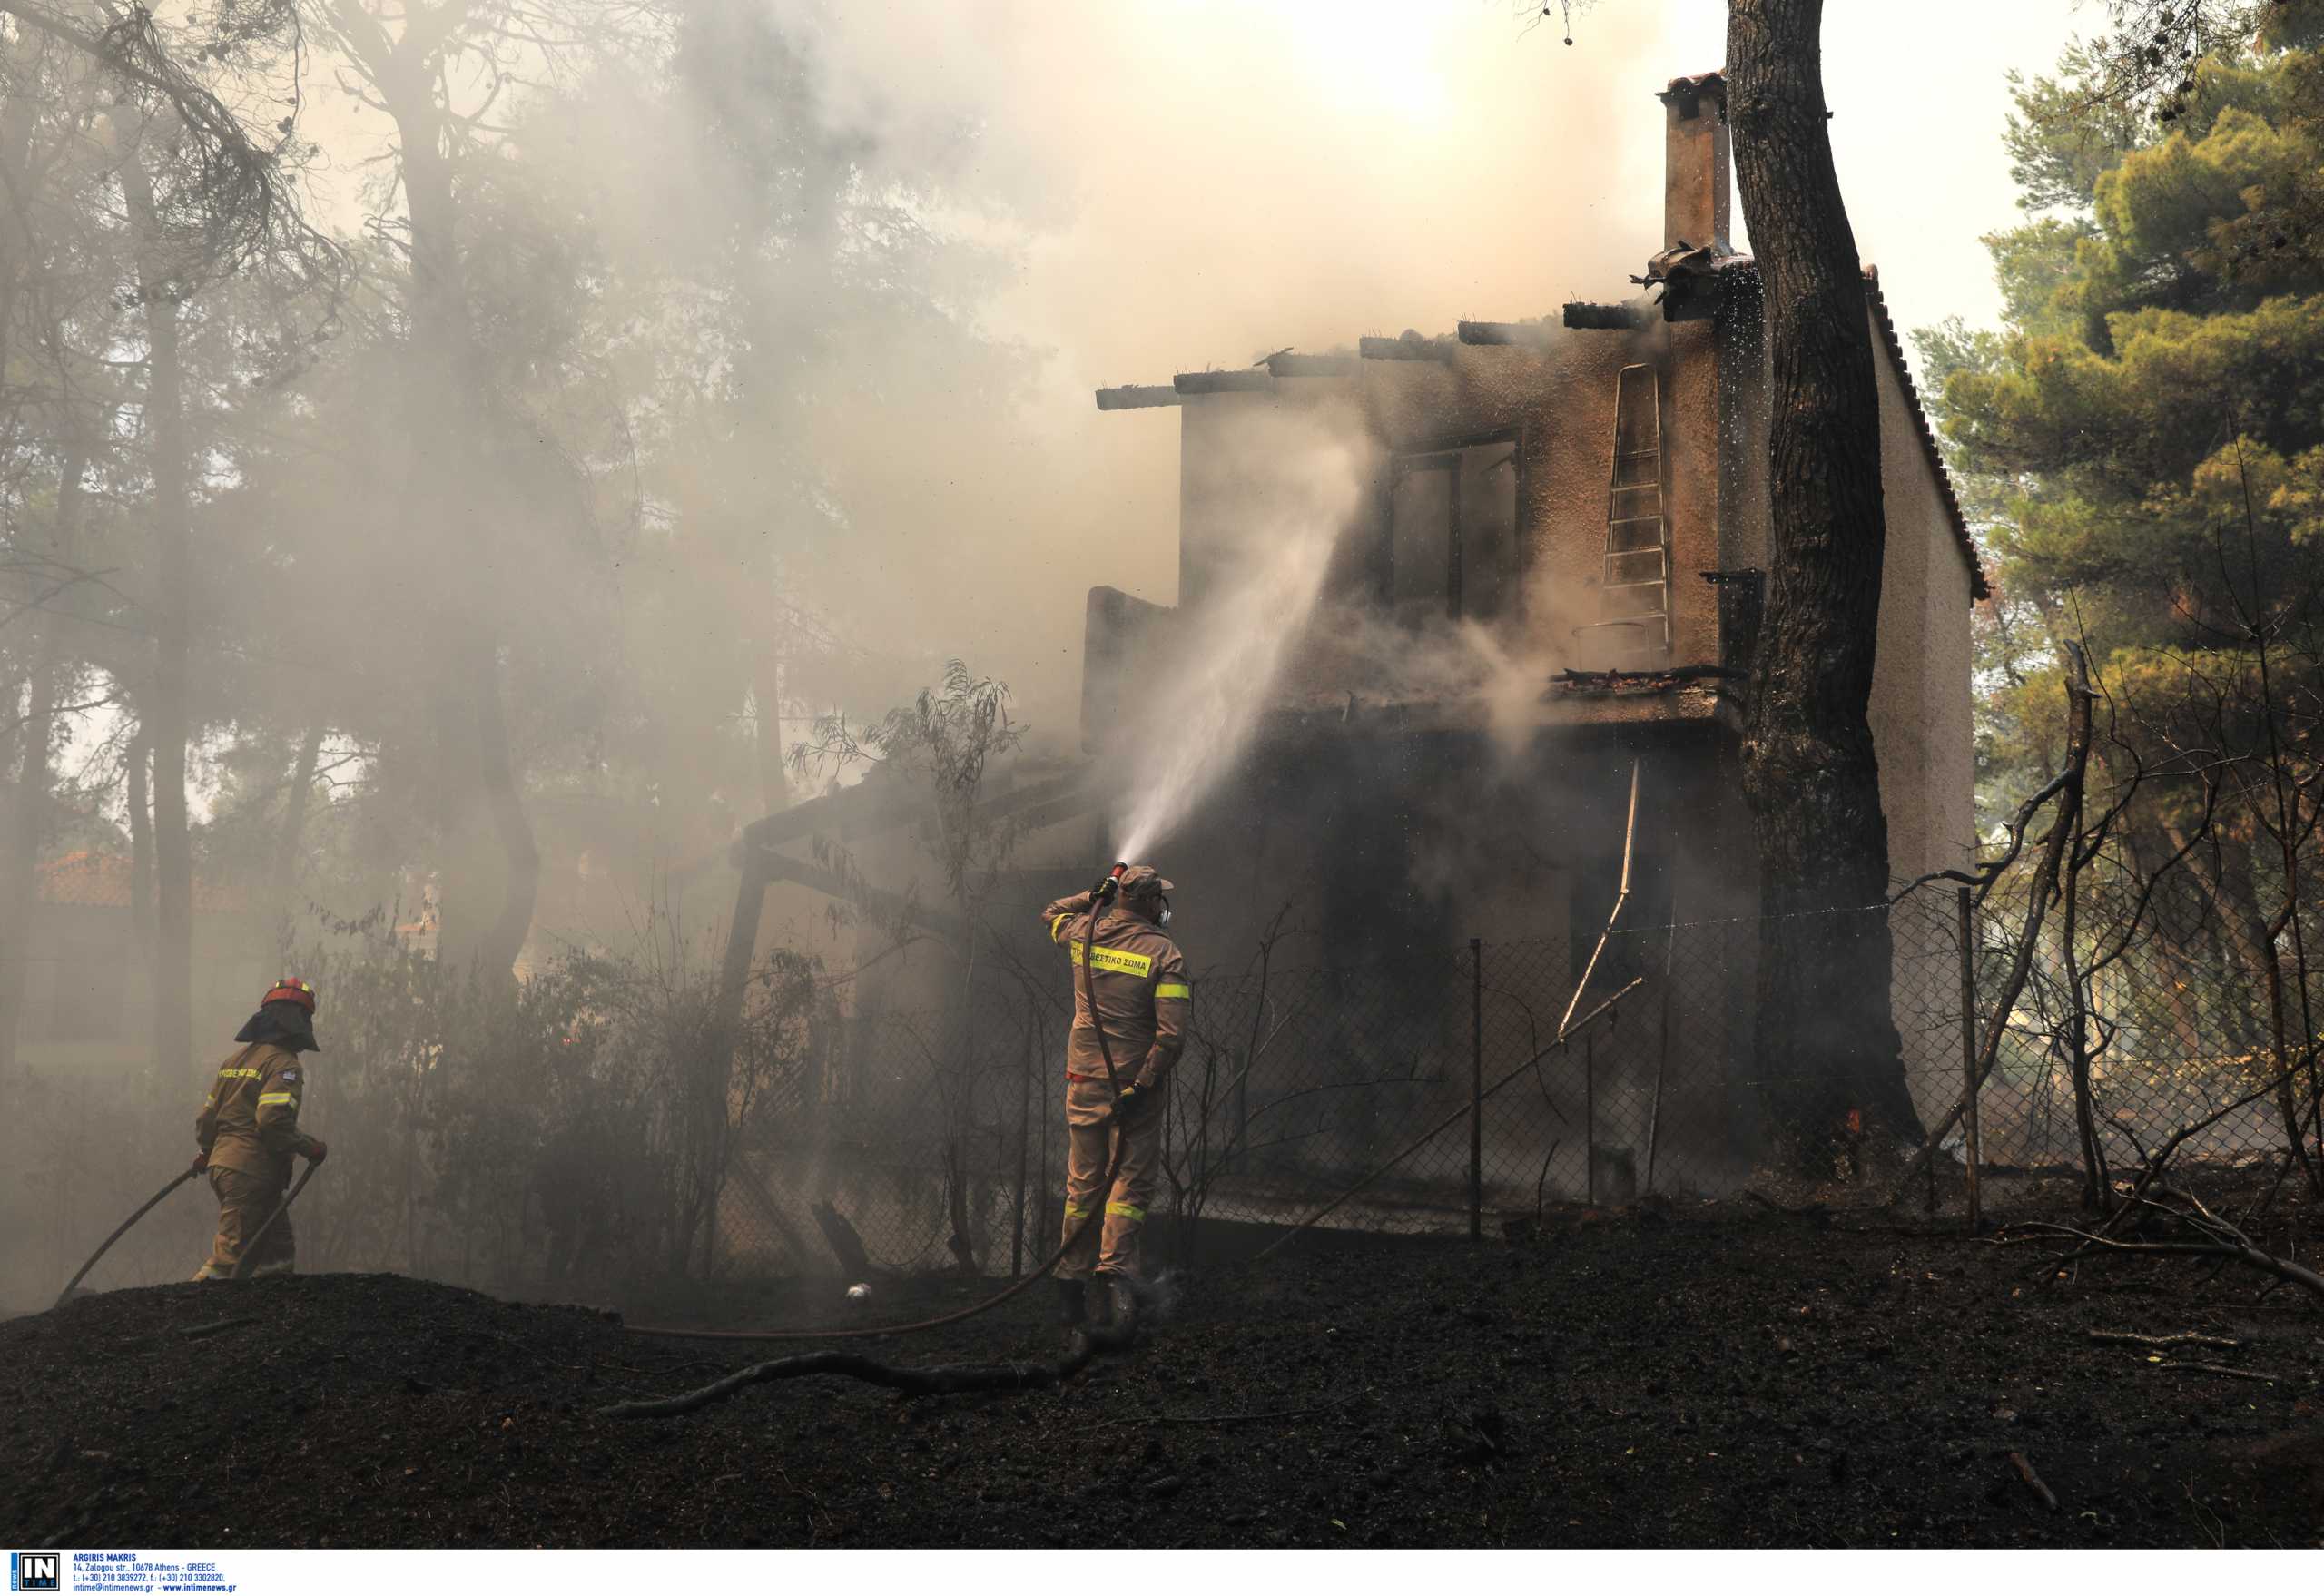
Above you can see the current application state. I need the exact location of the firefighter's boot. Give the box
[1098,1272,1138,1335]
[1055,1277,1086,1327]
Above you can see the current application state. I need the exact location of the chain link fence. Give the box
[15,862,2318,1309]
[705,878,2323,1278]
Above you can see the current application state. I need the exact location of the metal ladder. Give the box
[1576,363,1670,661]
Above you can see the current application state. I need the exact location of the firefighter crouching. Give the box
[1040,864,1189,1329]
[192,978,329,1280]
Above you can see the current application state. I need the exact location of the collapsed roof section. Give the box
[1095,260,1985,607]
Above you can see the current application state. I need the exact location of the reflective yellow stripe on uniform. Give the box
[1157,982,1190,1000]
[1050,913,1074,945]
[219,1069,262,1080]
[1105,1201,1146,1221]
[1064,1203,1090,1219]
[255,1092,297,1107]
[1067,942,1154,978]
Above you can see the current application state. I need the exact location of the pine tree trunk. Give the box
[471,639,539,978]
[1728,0,1918,1167]
[2170,822,2317,1187]
[0,448,83,1079]
[129,727,153,948]
[0,34,33,1081]
[271,724,325,930]
[753,647,792,819]
[121,126,195,1098]
[359,24,538,978]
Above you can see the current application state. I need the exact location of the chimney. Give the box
[1657,71,1730,253]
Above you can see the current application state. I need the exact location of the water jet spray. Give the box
[1108,422,1361,863]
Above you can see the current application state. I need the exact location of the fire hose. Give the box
[53,1151,327,1307]
[621,863,1140,1350]
[230,1157,322,1280]
[53,1166,202,1309]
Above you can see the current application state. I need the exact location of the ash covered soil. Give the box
[5,1203,2322,1549]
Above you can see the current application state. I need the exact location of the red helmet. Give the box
[263,977,317,1014]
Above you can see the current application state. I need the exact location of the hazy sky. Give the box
[111,0,2099,795]
[892,0,2096,632]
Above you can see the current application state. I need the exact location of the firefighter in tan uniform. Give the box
[1040,864,1189,1328]
[192,979,329,1280]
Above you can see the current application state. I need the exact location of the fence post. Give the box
[1585,1032,1597,1207]
[1470,937,1483,1243]
[1012,1013,1032,1279]
[1957,886,1982,1231]
[1646,915,1676,1195]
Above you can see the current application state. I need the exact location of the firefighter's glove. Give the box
[302,1138,329,1165]
[1112,1084,1154,1123]
[190,1150,210,1174]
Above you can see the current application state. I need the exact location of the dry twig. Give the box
[2086,1329,2240,1351]
[2150,1361,2278,1384]
[2008,1450,2060,1512]
[2007,1190,2324,1305]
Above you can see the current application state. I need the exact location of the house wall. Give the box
[1866,325,1979,890]
[1866,317,1980,1128]
[1353,326,1724,670]
[1166,316,1730,699]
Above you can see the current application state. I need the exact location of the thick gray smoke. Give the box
[1111,404,1365,862]
[0,0,1681,1307]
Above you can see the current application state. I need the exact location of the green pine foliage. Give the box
[1923,4,2324,830]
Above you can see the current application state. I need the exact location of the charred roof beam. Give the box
[1094,384,1183,411]
[1459,320,1563,346]
[1173,369,1275,395]
[1558,302,1652,332]
[1358,334,1455,363]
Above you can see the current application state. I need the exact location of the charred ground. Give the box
[5,1200,2320,1549]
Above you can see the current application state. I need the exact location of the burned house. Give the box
[1075,70,1983,1188]
[709,70,1984,1250]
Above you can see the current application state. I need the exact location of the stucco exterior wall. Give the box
[1167,313,1729,695]
[1355,324,1724,670]
[1866,313,1979,1127]
[1866,320,1977,890]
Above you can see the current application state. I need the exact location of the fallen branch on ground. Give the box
[2086,1329,2239,1351]
[602,1319,1136,1420]
[2005,1190,2324,1306]
[2150,1361,2277,1384]
[604,1343,1088,1418]
[2008,1451,2059,1512]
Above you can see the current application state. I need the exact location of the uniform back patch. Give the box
[1068,942,1155,979]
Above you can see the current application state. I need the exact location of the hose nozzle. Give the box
[1094,860,1127,901]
